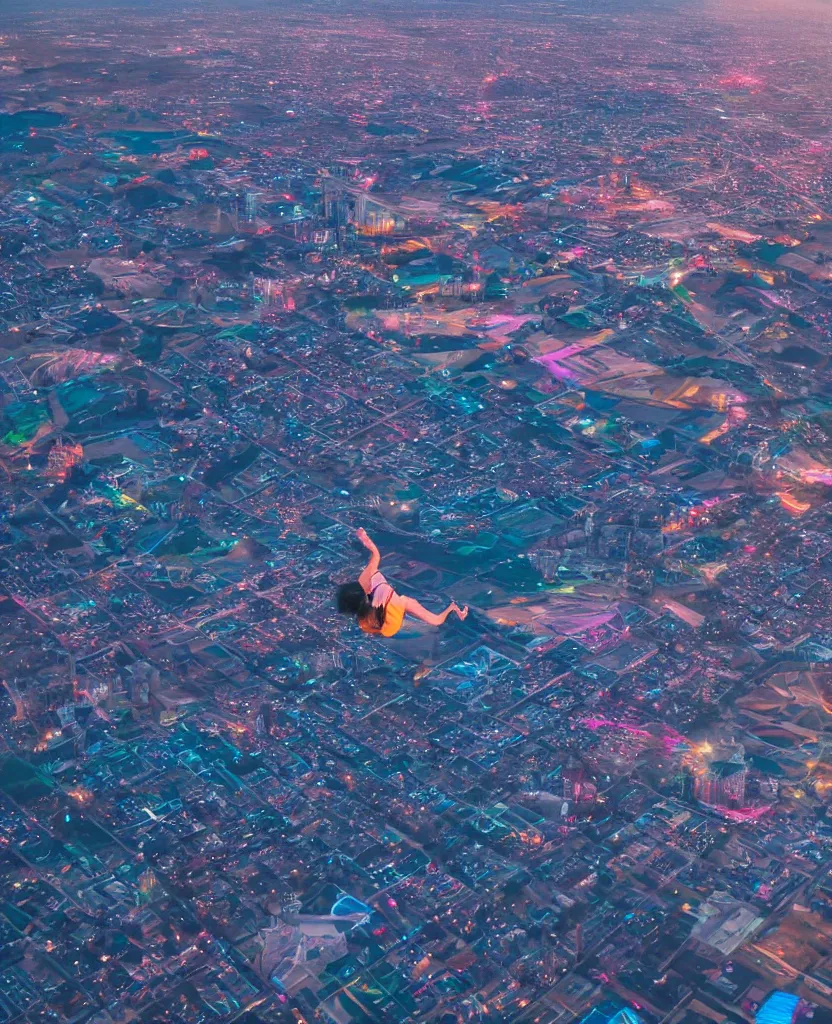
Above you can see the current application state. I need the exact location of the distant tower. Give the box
[256,702,274,736]
[324,186,337,224]
[137,868,160,905]
[47,438,84,482]
[584,510,596,554]
[563,759,585,803]
[245,191,258,225]
[695,760,747,808]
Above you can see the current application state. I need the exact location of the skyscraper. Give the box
[245,191,258,224]
[695,760,747,808]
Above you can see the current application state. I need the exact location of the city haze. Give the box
[1,2,832,1024]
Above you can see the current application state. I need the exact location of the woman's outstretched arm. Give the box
[403,596,468,627]
[356,528,381,593]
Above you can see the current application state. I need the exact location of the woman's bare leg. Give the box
[403,596,467,626]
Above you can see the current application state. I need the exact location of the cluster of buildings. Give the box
[1,1,832,1022]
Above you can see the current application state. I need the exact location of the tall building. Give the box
[563,759,585,803]
[695,759,747,807]
[235,190,259,228]
[245,190,258,224]
[323,187,347,227]
[351,194,398,235]
[47,438,84,482]
[563,758,597,813]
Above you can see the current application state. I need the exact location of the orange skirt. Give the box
[359,596,406,638]
[380,601,405,637]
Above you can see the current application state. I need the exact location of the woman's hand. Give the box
[356,527,373,548]
[451,602,468,620]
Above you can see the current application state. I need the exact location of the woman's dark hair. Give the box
[336,581,383,630]
[337,581,370,616]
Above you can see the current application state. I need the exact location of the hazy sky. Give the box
[707,0,831,13]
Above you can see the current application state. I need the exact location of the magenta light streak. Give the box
[580,717,687,753]
[712,804,772,822]
[802,470,832,486]
[581,717,651,739]
[534,353,577,380]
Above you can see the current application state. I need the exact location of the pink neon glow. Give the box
[536,356,575,381]
[712,804,772,823]
[476,313,534,333]
[582,716,650,739]
[801,470,832,486]
[580,717,687,754]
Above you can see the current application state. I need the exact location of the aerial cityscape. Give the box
[2,0,832,1021]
